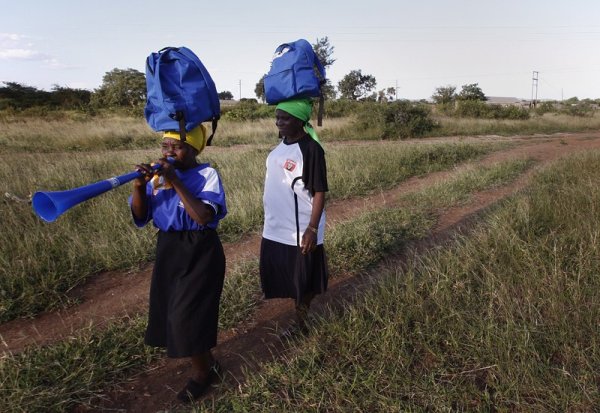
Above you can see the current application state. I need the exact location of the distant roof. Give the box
[486,96,524,104]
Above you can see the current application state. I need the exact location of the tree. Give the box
[431,85,457,105]
[338,70,377,100]
[91,68,146,109]
[254,75,266,102]
[50,85,91,108]
[377,87,397,102]
[0,82,51,109]
[218,91,234,100]
[321,82,337,100]
[312,36,336,68]
[312,36,337,100]
[457,83,486,101]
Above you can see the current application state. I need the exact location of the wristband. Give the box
[307,225,318,234]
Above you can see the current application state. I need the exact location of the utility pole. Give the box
[239,80,242,100]
[531,71,539,108]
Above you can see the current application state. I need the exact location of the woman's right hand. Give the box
[133,163,154,188]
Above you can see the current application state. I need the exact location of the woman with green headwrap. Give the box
[260,98,329,337]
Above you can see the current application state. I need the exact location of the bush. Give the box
[454,100,488,118]
[560,102,595,117]
[492,104,530,120]
[323,99,362,118]
[221,100,273,121]
[454,100,530,120]
[535,101,558,116]
[355,101,439,139]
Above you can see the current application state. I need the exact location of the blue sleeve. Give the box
[196,167,227,223]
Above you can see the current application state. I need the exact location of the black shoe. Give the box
[176,362,222,403]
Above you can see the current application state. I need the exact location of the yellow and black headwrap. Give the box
[162,124,208,154]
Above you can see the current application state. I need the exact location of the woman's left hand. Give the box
[301,229,317,255]
[155,157,177,184]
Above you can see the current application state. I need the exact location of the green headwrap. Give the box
[276,98,322,147]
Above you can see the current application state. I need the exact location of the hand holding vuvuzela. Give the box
[32,157,174,222]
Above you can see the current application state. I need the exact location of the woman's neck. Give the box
[283,131,305,144]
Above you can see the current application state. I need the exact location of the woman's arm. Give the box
[301,191,325,255]
[131,164,152,220]
[170,177,215,225]
[157,159,215,226]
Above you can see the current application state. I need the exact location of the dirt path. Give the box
[3,131,600,412]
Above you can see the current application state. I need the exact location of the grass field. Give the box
[0,112,599,412]
[2,110,600,153]
[0,140,506,322]
[197,151,600,413]
[0,156,535,412]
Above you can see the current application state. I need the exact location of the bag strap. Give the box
[174,111,187,142]
[317,94,325,127]
[291,176,302,247]
[312,51,326,127]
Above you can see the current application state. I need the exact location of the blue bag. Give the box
[264,39,326,113]
[145,46,220,145]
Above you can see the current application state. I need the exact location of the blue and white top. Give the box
[130,163,227,231]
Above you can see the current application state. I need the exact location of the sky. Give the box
[2,0,600,101]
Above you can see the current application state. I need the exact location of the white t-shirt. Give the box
[262,135,328,246]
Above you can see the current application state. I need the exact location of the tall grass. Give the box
[0,115,352,152]
[0,317,159,413]
[216,118,352,146]
[201,152,600,412]
[0,258,261,413]
[432,112,600,137]
[2,110,599,154]
[0,115,157,153]
[0,158,534,413]
[0,141,502,321]
[327,159,533,274]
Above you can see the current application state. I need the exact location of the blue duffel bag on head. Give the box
[144,46,220,145]
[264,39,326,125]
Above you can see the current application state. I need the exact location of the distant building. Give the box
[486,96,530,108]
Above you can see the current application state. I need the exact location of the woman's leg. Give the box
[295,292,316,331]
[190,350,216,383]
[178,350,220,403]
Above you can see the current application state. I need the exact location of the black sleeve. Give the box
[299,135,328,197]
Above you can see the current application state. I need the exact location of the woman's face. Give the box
[161,138,198,168]
[275,109,304,138]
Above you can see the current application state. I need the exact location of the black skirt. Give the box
[259,238,328,305]
[145,229,225,358]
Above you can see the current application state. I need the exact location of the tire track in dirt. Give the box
[2,132,600,412]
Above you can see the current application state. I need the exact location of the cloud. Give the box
[0,33,53,63]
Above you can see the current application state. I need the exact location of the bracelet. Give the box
[307,225,318,234]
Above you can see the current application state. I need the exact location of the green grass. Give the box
[0,141,504,322]
[0,158,534,413]
[0,257,261,413]
[0,316,159,413]
[199,151,600,412]
[0,115,350,152]
[431,112,600,137]
[2,110,599,154]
